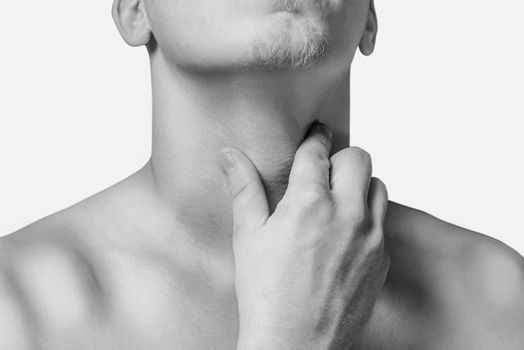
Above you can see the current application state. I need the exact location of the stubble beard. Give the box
[239,0,338,71]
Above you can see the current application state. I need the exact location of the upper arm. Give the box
[385,201,524,348]
[0,236,101,349]
[0,254,34,350]
[433,224,524,349]
[467,237,524,348]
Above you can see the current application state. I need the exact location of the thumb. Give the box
[217,147,270,238]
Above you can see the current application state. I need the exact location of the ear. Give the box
[359,0,378,56]
[112,0,152,47]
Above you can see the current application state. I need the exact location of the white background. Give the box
[0,1,523,255]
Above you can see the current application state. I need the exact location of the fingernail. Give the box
[218,151,236,174]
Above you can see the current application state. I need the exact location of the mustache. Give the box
[272,0,335,16]
[272,0,301,12]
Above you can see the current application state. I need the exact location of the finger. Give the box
[364,177,388,260]
[330,146,373,205]
[287,122,333,194]
[217,147,270,238]
[367,177,388,229]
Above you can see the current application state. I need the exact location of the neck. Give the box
[145,53,350,255]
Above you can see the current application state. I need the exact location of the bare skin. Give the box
[2,0,524,348]
[2,173,523,349]
[230,124,391,349]
[1,140,523,349]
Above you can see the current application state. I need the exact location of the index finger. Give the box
[287,122,333,194]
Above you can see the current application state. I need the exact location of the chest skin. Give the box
[38,263,437,350]
[35,236,442,350]
[4,202,490,350]
[86,209,437,350]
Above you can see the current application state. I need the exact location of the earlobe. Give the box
[112,0,152,47]
[358,0,378,56]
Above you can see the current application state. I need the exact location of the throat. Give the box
[146,56,350,256]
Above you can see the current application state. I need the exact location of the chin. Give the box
[160,6,339,74]
[238,11,332,71]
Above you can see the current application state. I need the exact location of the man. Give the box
[1,0,523,348]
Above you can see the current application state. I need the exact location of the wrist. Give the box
[236,332,289,350]
[236,327,329,350]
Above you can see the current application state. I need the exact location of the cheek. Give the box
[145,0,370,71]
[328,0,369,58]
[147,1,254,69]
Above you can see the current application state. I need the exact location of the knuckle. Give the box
[330,147,373,174]
[329,151,340,165]
[230,181,257,203]
[291,152,326,177]
[300,147,329,164]
[276,192,334,227]
[300,185,330,206]
[349,146,372,168]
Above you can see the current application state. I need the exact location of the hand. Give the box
[217,122,390,350]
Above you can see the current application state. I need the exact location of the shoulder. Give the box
[0,218,107,348]
[385,201,524,348]
[385,201,524,293]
